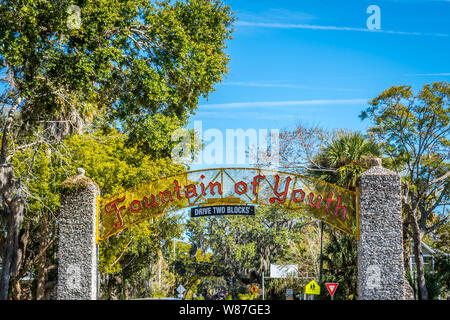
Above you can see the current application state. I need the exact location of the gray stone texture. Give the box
[57,170,99,300]
[357,161,405,299]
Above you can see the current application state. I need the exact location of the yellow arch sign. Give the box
[97,168,359,241]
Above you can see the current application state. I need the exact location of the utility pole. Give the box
[319,221,324,284]
[262,272,265,300]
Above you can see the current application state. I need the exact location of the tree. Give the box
[4,126,188,299]
[0,0,234,299]
[309,132,381,191]
[320,231,358,300]
[186,206,320,299]
[278,128,381,298]
[171,242,220,299]
[360,82,450,300]
[7,143,64,299]
[307,131,380,299]
[430,221,450,254]
[278,124,338,174]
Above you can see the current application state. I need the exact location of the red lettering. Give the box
[270,175,292,204]
[143,194,158,208]
[159,190,174,203]
[251,175,266,195]
[291,189,305,202]
[308,192,322,209]
[103,195,126,228]
[334,196,347,220]
[184,184,197,199]
[208,182,223,195]
[129,200,142,213]
[173,180,182,200]
[235,181,247,195]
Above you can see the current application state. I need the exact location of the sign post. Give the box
[305,280,320,299]
[325,283,339,300]
[262,272,265,300]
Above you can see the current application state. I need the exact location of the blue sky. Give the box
[188,0,450,139]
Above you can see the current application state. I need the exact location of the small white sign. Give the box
[286,288,294,300]
[177,285,186,294]
[270,264,298,278]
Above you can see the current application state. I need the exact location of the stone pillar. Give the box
[357,158,405,299]
[57,168,99,300]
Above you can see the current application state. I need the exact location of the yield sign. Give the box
[325,283,339,297]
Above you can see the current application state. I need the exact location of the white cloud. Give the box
[404,73,450,76]
[237,8,317,25]
[236,21,449,37]
[199,99,368,109]
[221,81,364,92]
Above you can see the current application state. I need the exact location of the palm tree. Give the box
[320,231,358,299]
[310,132,381,190]
[311,132,381,299]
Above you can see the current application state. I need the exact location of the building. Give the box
[409,241,437,273]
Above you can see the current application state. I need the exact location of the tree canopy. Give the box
[0,0,235,300]
[361,81,449,300]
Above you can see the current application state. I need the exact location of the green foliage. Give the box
[320,232,358,300]
[430,222,450,254]
[360,82,449,215]
[0,0,234,130]
[60,175,99,195]
[361,82,449,300]
[9,127,187,299]
[99,215,183,299]
[62,128,185,197]
[310,132,381,190]
[170,242,220,299]
[0,0,235,300]
[186,206,321,299]
[237,293,255,300]
[425,253,450,299]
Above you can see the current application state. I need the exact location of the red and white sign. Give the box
[325,283,339,297]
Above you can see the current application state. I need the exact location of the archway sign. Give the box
[57,160,408,300]
[98,168,359,241]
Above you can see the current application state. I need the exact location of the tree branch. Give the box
[424,215,449,234]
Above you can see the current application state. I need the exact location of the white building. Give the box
[409,241,437,273]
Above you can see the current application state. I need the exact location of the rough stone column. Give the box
[57,168,99,300]
[357,158,405,300]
